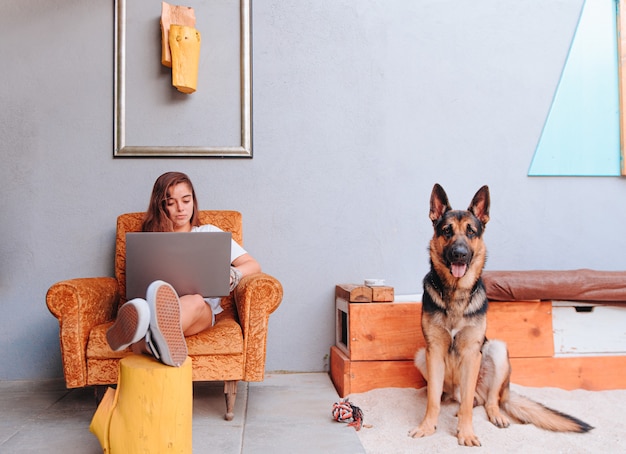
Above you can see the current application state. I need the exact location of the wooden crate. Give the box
[335,298,423,361]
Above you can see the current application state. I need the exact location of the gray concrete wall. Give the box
[2,0,624,380]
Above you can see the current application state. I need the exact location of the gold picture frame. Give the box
[114,0,252,157]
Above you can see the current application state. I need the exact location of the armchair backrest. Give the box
[114,211,243,300]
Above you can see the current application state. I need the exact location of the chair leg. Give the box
[224,380,238,421]
[94,385,109,405]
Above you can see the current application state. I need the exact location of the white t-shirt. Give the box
[191,224,248,322]
[191,224,247,262]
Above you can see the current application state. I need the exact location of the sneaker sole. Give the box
[147,281,188,366]
[106,299,149,351]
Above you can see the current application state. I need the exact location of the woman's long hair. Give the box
[141,172,201,232]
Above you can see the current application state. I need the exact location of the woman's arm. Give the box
[230,253,261,289]
[232,253,261,276]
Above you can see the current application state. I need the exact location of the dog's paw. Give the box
[456,429,481,447]
[408,423,436,438]
[485,407,510,428]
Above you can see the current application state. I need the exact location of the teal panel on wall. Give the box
[529,0,621,176]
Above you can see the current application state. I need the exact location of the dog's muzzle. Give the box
[447,242,472,278]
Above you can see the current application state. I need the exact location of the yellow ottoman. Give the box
[90,355,192,453]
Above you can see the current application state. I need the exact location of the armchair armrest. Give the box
[233,272,283,381]
[46,277,119,388]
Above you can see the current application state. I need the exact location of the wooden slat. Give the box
[349,302,423,361]
[346,359,424,395]
[335,284,372,302]
[510,356,626,390]
[331,348,626,396]
[329,346,350,397]
[342,300,552,361]
[335,297,350,357]
[486,300,554,358]
[371,286,394,302]
[329,346,425,397]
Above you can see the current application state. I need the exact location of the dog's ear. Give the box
[468,185,490,226]
[430,183,451,224]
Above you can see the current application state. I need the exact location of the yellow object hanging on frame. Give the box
[169,24,201,94]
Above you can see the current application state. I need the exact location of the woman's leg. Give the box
[179,294,213,336]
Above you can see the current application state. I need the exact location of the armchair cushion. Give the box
[87,300,244,359]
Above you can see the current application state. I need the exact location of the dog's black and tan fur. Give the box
[409,184,592,447]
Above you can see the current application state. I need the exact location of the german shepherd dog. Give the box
[409,184,592,446]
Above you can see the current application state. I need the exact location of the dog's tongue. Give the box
[451,263,467,278]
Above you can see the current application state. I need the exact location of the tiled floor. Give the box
[0,372,365,453]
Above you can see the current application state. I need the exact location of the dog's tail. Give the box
[502,391,593,433]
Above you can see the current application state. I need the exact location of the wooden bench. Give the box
[330,282,626,397]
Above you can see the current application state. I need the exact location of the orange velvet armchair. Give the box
[46,211,283,419]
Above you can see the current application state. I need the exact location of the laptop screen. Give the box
[125,231,232,299]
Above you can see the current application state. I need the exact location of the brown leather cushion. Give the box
[483,269,626,302]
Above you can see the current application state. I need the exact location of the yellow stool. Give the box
[90,355,193,453]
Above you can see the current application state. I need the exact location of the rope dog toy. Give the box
[332,398,364,431]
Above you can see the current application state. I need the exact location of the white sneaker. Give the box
[145,280,188,367]
[106,298,150,351]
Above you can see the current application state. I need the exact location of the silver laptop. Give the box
[125,232,232,300]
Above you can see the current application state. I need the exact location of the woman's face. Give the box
[165,182,194,232]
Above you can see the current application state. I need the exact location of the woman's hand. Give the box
[229,253,261,290]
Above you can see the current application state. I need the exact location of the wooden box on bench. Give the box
[331,294,555,397]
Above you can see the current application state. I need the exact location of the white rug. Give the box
[348,384,626,453]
